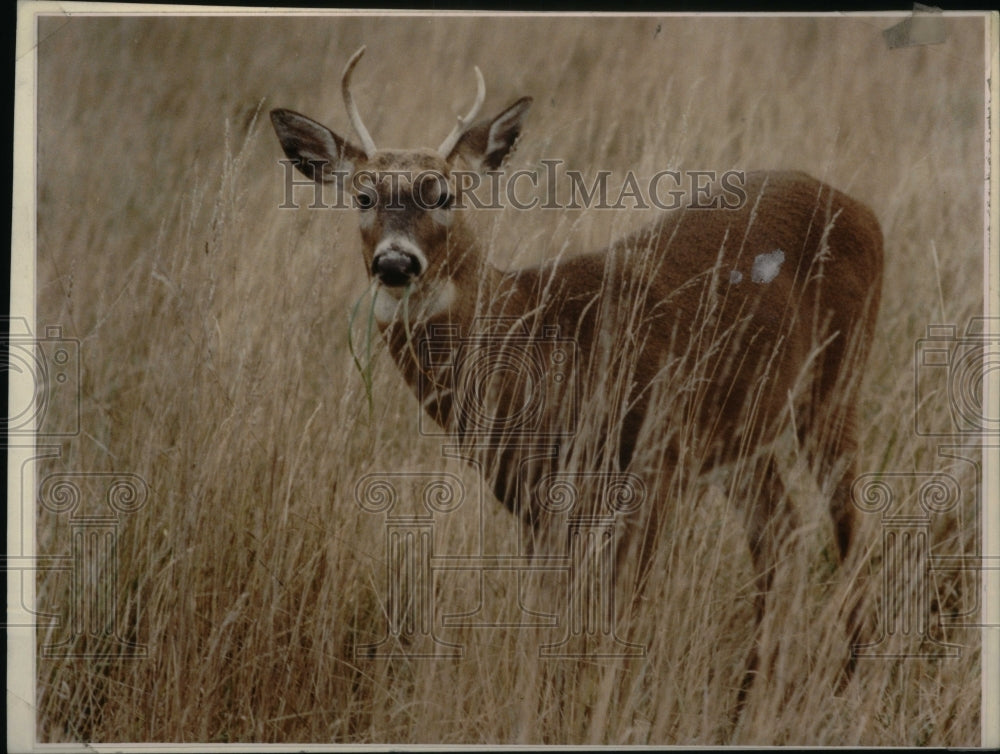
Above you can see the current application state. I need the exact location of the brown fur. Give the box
[271,55,883,705]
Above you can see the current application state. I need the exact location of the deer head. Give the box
[271,46,532,322]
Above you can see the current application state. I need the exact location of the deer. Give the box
[270,46,883,706]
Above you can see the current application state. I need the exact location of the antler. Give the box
[437,66,486,157]
[342,46,378,158]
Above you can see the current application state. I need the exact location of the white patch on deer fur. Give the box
[729,269,743,284]
[372,278,457,325]
[373,286,402,324]
[487,108,524,156]
[751,249,785,284]
[358,208,375,230]
[421,278,458,319]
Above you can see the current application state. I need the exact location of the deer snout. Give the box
[372,245,422,288]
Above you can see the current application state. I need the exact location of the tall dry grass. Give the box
[31,12,986,745]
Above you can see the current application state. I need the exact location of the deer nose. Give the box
[372,247,421,287]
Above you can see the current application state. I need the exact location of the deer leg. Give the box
[801,403,869,686]
[609,482,662,629]
[734,454,797,717]
[803,404,858,562]
[744,455,797,618]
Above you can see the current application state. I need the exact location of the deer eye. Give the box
[355,189,376,210]
[415,171,452,211]
[431,191,453,210]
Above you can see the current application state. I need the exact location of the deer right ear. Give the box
[447,97,532,172]
[270,108,366,184]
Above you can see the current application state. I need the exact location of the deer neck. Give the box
[372,220,540,439]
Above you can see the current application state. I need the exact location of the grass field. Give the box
[29,11,988,746]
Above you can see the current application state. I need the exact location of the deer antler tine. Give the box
[467,66,487,123]
[438,66,487,157]
[342,46,378,158]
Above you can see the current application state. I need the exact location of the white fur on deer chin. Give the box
[372,278,458,325]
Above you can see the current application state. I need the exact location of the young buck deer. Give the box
[271,47,882,692]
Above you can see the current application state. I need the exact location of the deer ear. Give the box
[447,97,532,172]
[270,108,366,184]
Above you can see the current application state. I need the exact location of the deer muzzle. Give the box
[372,247,422,288]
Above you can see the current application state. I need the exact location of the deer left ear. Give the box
[270,108,366,184]
[447,97,532,172]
